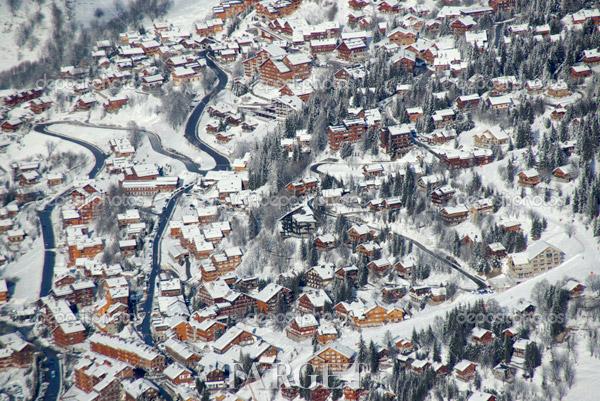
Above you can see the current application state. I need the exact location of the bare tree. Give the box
[161,84,194,128]
[45,140,58,158]
[563,357,575,388]
[201,69,217,91]
[127,121,144,149]
[587,327,600,358]
[61,151,87,170]
[326,2,338,21]
[231,60,243,79]
[101,240,120,264]
[96,184,128,235]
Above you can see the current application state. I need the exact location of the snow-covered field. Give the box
[0,0,52,72]
[2,237,45,303]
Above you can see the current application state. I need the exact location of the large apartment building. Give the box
[89,333,166,372]
[40,297,87,347]
[507,241,564,282]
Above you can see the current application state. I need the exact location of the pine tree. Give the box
[369,340,380,373]
[358,335,368,365]
[452,232,461,257]
[526,146,537,168]
[340,142,354,158]
[503,335,513,362]
[276,295,288,319]
[335,215,349,239]
[524,342,542,378]
[447,332,464,368]
[299,365,314,399]
[515,122,533,149]
[550,288,569,338]
[248,210,259,240]
[301,239,308,261]
[359,262,368,286]
[321,174,333,190]
[412,327,419,346]
[433,341,441,363]
[530,216,543,240]
[309,241,319,266]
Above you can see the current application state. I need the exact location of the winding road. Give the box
[308,160,489,290]
[140,53,231,347]
[183,54,230,172]
[34,123,109,298]
[30,52,231,400]
[139,184,190,346]
[44,120,206,174]
[30,124,107,401]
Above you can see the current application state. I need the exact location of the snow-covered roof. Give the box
[302,289,331,307]
[254,283,286,303]
[293,314,318,328]
[471,327,491,338]
[309,264,335,280]
[454,359,476,372]
[163,363,190,380]
[467,391,495,401]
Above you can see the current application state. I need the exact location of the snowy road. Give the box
[183,53,231,171]
[25,122,108,401]
[26,49,231,400]
[140,52,231,349]
[45,120,205,173]
[33,122,108,298]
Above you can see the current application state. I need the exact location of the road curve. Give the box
[33,123,109,298]
[29,52,232,399]
[34,123,108,180]
[29,123,108,401]
[40,120,204,173]
[184,54,231,172]
[310,158,344,188]
[140,53,232,347]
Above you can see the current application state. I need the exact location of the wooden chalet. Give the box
[518,169,541,187]
[440,205,469,225]
[308,345,355,372]
[454,360,477,381]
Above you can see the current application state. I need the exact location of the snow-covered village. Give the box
[0,0,600,400]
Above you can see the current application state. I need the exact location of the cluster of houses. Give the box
[35,130,187,349]
[2,1,598,400]
[1,18,217,126]
[213,0,302,21]
[63,351,158,401]
[0,195,27,250]
[0,87,51,132]
[205,104,257,143]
